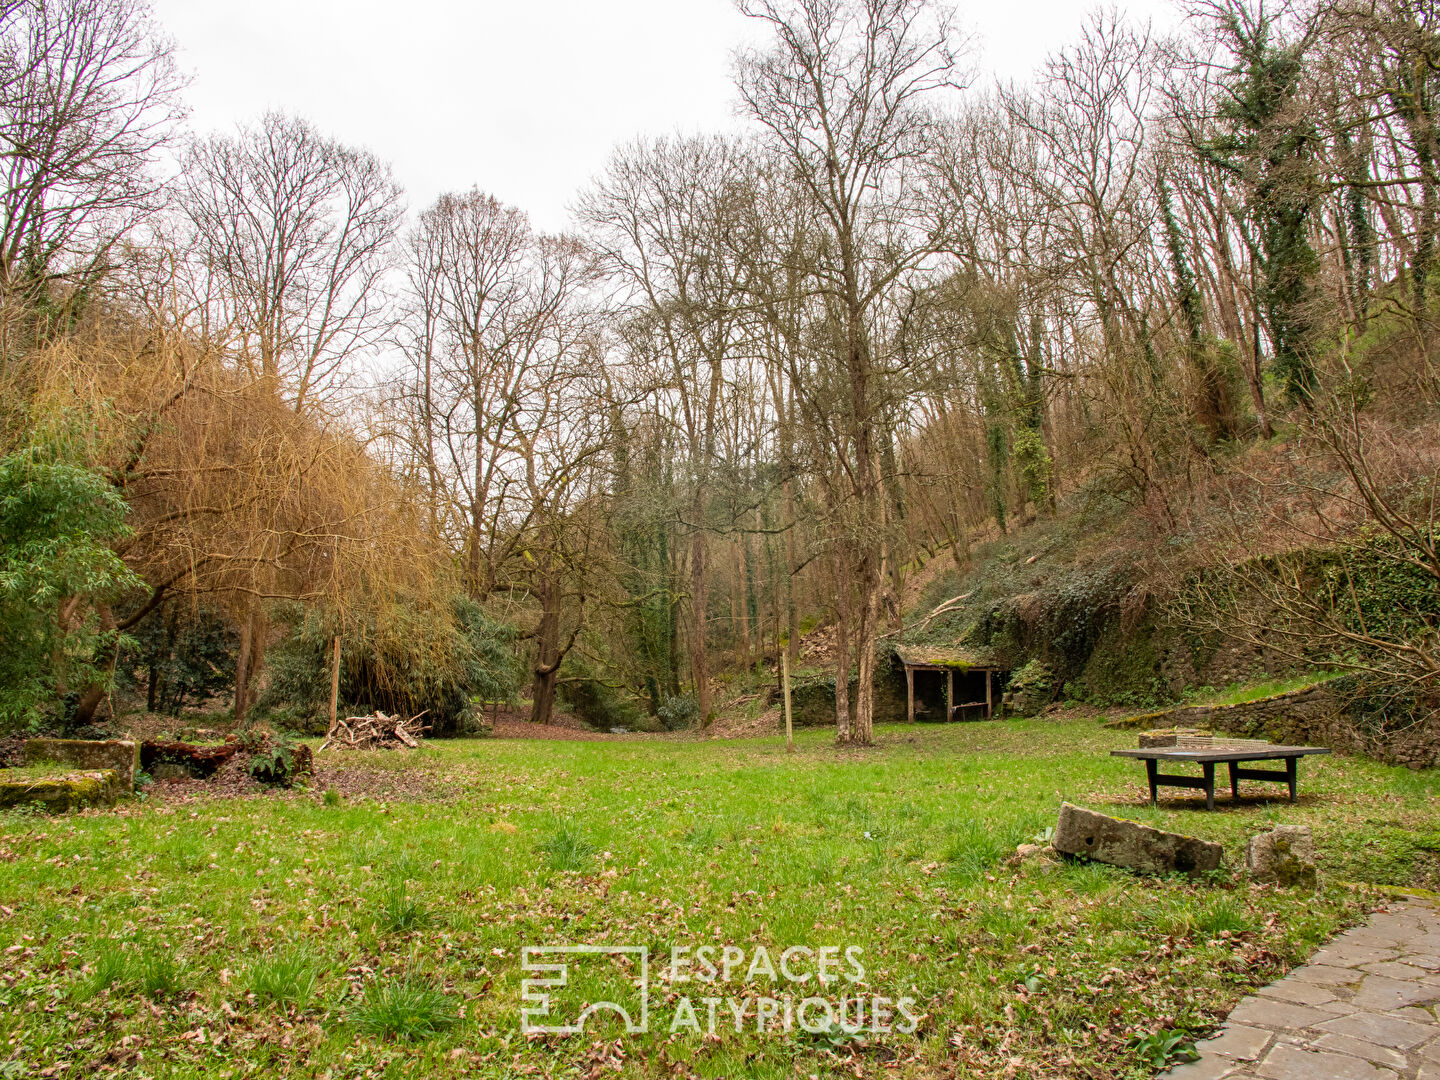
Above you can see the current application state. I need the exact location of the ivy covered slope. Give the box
[895,417,1440,728]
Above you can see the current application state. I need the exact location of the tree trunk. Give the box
[833,545,853,744]
[851,538,882,746]
[529,580,562,725]
[734,530,750,665]
[690,508,711,721]
[783,478,799,669]
[667,542,682,698]
[782,645,794,753]
[232,603,267,725]
[1247,258,1274,439]
[327,634,342,736]
[69,604,117,728]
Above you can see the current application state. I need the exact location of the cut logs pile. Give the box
[321,711,429,752]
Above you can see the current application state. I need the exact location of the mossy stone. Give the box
[0,770,120,813]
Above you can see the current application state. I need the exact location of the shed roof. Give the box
[894,644,1002,670]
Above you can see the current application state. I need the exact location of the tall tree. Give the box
[0,0,182,302]
[734,0,963,744]
[1191,0,1323,403]
[180,111,403,410]
[580,136,750,724]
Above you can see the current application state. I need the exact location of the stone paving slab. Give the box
[1166,901,1440,1079]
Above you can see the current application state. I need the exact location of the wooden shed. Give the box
[895,645,1005,722]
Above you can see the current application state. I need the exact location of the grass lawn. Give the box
[1,718,1437,1079]
[1180,673,1342,708]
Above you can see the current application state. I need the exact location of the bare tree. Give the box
[179,111,403,411]
[395,190,604,723]
[734,0,965,743]
[398,188,530,594]
[579,135,752,723]
[0,0,182,299]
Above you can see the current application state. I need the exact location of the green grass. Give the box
[352,978,455,1041]
[379,876,429,932]
[1183,672,1341,707]
[0,763,90,781]
[247,947,321,1009]
[0,719,1433,1078]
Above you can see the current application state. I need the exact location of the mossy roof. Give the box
[894,645,1002,670]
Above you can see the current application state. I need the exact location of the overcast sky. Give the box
[149,0,1185,233]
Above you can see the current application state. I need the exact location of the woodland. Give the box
[2,0,1439,751]
[5,2,1440,1078]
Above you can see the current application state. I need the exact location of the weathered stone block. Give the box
[23,738,137,795]
[0,770,120,813]
[1246,825,1316,889]
[1139,728,1211,748]
[1052,802,1222,875]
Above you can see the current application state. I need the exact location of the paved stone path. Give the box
[1167,900,1440,1079]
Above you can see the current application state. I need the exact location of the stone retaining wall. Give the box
[23,739,137,794]
[1109,679,1439,768]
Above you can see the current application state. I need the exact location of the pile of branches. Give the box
[320,711,429,752]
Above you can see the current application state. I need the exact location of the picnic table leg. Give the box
[1145,758,1158,805]
[1229,761,1240,801]
[1286,756,1297,802]
[1203,762,1215,810]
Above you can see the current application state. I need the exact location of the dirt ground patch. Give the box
[148,753,444,805]
[482,704,659,740]
[489,713,644,741]
[703,706,783,739]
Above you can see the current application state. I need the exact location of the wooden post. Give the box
[985,669,992,719]
[781,643,794,753]
[327,635,342,737]
[906,666,915,724]
[946,669,953,723]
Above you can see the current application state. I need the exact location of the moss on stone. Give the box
[0,770,120,813]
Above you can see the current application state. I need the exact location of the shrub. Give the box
[247,735,312,786]
[117,604,236,716]
[0,441,141,731]
[656,693,699,731]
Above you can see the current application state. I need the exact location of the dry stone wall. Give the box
[1112,680,1439,768]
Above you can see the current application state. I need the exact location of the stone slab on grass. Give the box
[1052,802,1222,875]
[0,769,120,813]
[23,738,137,793]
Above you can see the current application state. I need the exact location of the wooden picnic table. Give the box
[1111,745,1332,810]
